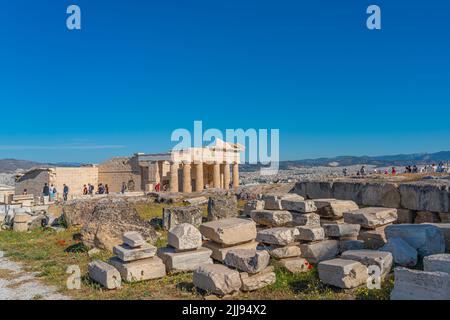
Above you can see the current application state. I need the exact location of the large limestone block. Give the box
[122,231,146,248]
[423,254,450,274]
[399,181,450,213]
[278,257,310,273]
[262,194,303,210]
[292,213,321,227]
[358,227,387,249]
[256,227,299,246]
[167,223,202,251]
[343,207,397,229]
[281,199,317,213]
[340,250,393,278]
[240,266,276,291]
[224,249,270,274]
[163,205,203,230]
[295,226,325,241]
[109,256,166,282]
[157,247,212,273]
[395,209,416,224]
[318,258,368,289]
[385,224,445,257]
[203,240,258,262]
[380,237,418,267]
[260,243,301,259]
[199,218,257,246]
[323,223,360,238]
[300,240,339,264]
[243,200,265,216]
[88,260,121,289]
[390,267,450,300]
[113,243,157,262]
[293,180,334,199]
[250,210,293,227]
[207,192,238,221]
[193,264,242,296]
[339,240,365,253]
[361,182,401,208]
[314,199,359,220]
[332,181,365,204]
[424,223,450,253]
[415,211,440,224]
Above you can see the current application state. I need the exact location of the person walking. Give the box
[82,184,88,195]
[121,182,127,194]
[63,184,69,201]
[105,184,109,194]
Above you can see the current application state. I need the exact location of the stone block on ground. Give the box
[314,199,359,220]
[440,213,450,223]
[262,194,303,210]
[323,223,360,238]
[292,213,321,227]
[224,249,270,274]
[163,205,203,230]
[184,196,208,206]
[122,231,146,248]
[240,266,276,291]
[299,240,339,264]
[281,199,317,213]
[199,218,257,246]
[385,224,445,257]
[358,227,387,249]
[250,210,293,227]
[259,243,301,259]
[113,243,157,262]
[203,240,258,262]
[278,257,310,273]
[88,260,121,289]
[295,226,325,241]
[390,267,450,300]
[340,249,393,278]
[380,237,417,267]
[318,258,368,289]
[399,181,450,213]
[167,223,202,251]
[424,223,450,253]
[343,207,397,229]
[339,240,365,253]
[109,256,166,282]
[256,227,299,246]
[207,192,238,221]
[243,200,265,216]
[395,209,416,224]
[415,211,440,224]
[423,254,450,274]
[193,264,242,296]
[361,182,401,208]
[157,247,213,273]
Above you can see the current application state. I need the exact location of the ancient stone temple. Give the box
[136,139,244,193]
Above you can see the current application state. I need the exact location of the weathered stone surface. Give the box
[318,258,368,289]
[380,237,418,267]
[395,209,416,224]
[295,226,325,241]
[281,199,317,213]
[440,213,450,223]
[193,264,242,295]
[256,227,299,246]
[157,247,213,272]
[184,196,208,206]
[81,198,158,251]
[278,257,310,273]
[240,266,276,291]
[340,250,393,278]
[343,207,397,229]
[292,213,321,227]
[122,231,146,248]
[250,210,293,227]
[323,223,360,238]
[332,181,365,204]
[415,211,440,224]
[243,200,265,216]
[224,249,270,274]
[203,240,258,262]
[62,198,97,226]
[260,243,301,259]
[300,240,339,263]
[88,260,121,289]
[13,214,30,232]
[385,224,445,257]
[167,223,202,251]
[390,267,450,300]
[263,194,303,210]
[339,240,365,253]
[293,180,334,199]
[361,182,401,208]
[162,205,203,230]
[199,218,257,246]
[423,254,450,274]
[314,199,359,220]
[358,227,387,249]
[425,223,450,253]
[399,181,450,213]
[113,243,157,262]
[207,192,238,221]
[109,256,166,282]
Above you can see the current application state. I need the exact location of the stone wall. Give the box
[53,167,99,198]
[98,157,143,193]
[15,169,50,197]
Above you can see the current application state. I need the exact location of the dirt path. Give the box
[0,250,70,300]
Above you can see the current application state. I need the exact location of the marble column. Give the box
[232,163,239,189]
[213,163,221,189]
[223,163,230,190]
[169,162,179,192]
[182,163,192,193]
[195,163,204,192]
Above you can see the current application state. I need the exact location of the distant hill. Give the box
[240,151,450,172]
[0,159,83,174]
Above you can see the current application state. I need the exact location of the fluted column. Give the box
[232,163,239,189]
[195,163,204,192]
[223,163,230,190]
[182,163,192,193]
[213,163,221,188]
[169,162,179,192]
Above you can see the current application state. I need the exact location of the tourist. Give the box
[391,167,396,175]
[49,184,57,202]
[88,183,94,195]
[105,184,109,194]
[98,184,105,194]
[22,189,28,195]
[342,168,348,176]
[63,184,69,201]
[360,166,366,176]
[412,165,418,173]
[42,183,50,197]
[121,182,127,194]
[155,182,161,192]
[82,184,88,195]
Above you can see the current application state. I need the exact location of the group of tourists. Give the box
[83,183,109,195]
[42,183,69,202]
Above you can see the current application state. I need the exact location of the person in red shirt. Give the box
[391,167,396,175]
[155,183,161,192]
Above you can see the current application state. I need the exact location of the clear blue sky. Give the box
[0,0,449,163]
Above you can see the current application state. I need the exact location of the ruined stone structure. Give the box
[98,157,142,193]
[0,184,15,204]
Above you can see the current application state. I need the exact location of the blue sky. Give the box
[0,0,449,163]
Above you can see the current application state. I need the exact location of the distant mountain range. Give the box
[0,159,83,174]
[240,151,450,171]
